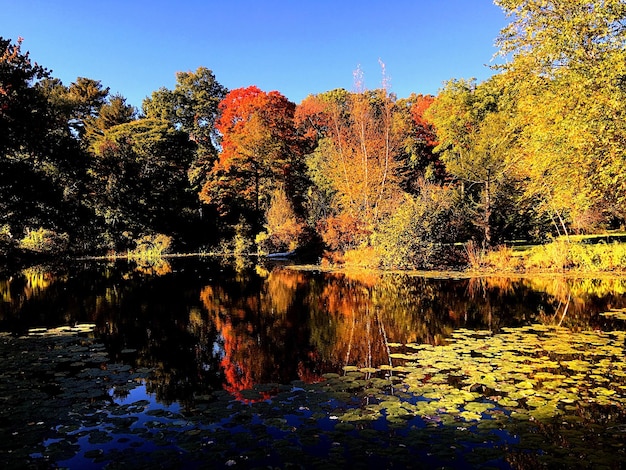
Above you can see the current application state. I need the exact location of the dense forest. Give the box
[2,0,626,269]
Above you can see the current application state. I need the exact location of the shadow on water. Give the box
[1,258,626,468]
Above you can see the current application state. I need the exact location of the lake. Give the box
[1,257,625,468]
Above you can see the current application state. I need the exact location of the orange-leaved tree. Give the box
[295,86,404,252]
[394,94,446,192]
[200,86,305,232]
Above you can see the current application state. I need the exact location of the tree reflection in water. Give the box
[1,258,626,404]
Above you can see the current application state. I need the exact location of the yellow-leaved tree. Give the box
[494,0,626,233]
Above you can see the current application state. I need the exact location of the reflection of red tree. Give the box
[297,351,324,384]
[200,286,262,401]
[218,320,259,400]
[200,274,319,401]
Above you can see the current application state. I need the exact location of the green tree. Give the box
[1,37,91,254]
[66,76,109,138]
[427,78,520,247]
[374,181,459,269]
[88,118,196,248]
[84,93,136,144]
[143,67,227,191]
[0,37,49,155]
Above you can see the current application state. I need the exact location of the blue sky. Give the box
[2,0,508,109]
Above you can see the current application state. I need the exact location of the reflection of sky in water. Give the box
[110,382,180,413]
[47,383,186,469]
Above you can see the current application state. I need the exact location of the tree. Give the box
[297,87,404,250]
[200,86,303,231]
[143,67,227,191]
[84,93,136,144]
[395,93,445,192]
[66,77,109,138]
[1,37,89,253]
[257,186,305,253]
[374,181,458,269]
[427,78,520,247]
[88,118,196,247]
[495,0,626,77]
[0,37,49,155]
[495,0,626,231]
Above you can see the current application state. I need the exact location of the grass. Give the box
[470,232,626,274]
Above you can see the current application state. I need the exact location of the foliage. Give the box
[200,86,305,232]
[88,118,196,242]
[128,233,172,260]
[298,87,404,240]
[465,242,523,272]
[374,182,457,269]
[1,37,90,255]
[394,93,445,192]
[475,239,626,273]
[0,37,49,154]
[84,93,136,144]
[527,241,626,272]
[427,77,520,247]
[19,227,69,254]
[257,186,304,253]
[494,0,626,234]
[318,212,370,253]
[143,67,227,191]
[4,1,626,271]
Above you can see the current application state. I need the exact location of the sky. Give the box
[2,0,509,109]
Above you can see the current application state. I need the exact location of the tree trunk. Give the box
[484,176,492,248]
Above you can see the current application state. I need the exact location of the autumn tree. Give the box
[297,85,404,252]
[494,0,626,232]
[427,78,520,247]
[200,86,305,234]
[394,93,445,192]
[256,186,305,253]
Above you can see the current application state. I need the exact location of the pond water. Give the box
[1,257,626,468]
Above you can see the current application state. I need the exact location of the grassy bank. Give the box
[468,236,626,274]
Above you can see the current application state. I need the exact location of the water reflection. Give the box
[1,259,626,405]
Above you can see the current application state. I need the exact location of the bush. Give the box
[525,240,571,271]
[19,227,69,254]
[374,183,455,269]
[128,233,172,260]
[257,187,304,254]
[469,243,523,272]
[343,246,380,268]
[319,213,370,253]
[521,240,626,272]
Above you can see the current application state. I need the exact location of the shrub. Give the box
[257,187,304,254]
[525,240,571,271]
[19,227,69,254]
[128,233,172,260]
[480,245,523,272]
[522,240,626,272]
[318,213,370,253]
[374,183,455,269]
[343,246,380,268]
